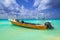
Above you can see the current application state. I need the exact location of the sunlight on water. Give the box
[0,20,60,40]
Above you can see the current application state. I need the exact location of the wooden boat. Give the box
[9,19,47,30]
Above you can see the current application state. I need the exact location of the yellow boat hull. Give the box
[10,20,47,30]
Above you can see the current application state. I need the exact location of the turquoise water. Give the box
[0,20,60,40]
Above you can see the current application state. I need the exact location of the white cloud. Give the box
[1,0,20,11]
[34,0,50,10]
[0,0,50,19]
[3,0,11,7]
[33,0,40,7]
[0,0,20,19]
[39,0,50,10]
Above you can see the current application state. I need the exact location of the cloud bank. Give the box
[0,0,60,19]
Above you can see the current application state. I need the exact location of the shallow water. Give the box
[0,20,60,40]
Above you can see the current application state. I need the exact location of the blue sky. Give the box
[16,0,35,9]
[0,0,60,19]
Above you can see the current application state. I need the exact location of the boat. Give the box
[9,19,47,30]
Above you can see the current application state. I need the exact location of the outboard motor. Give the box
[21,21,24,23]
[45,22,54,29]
